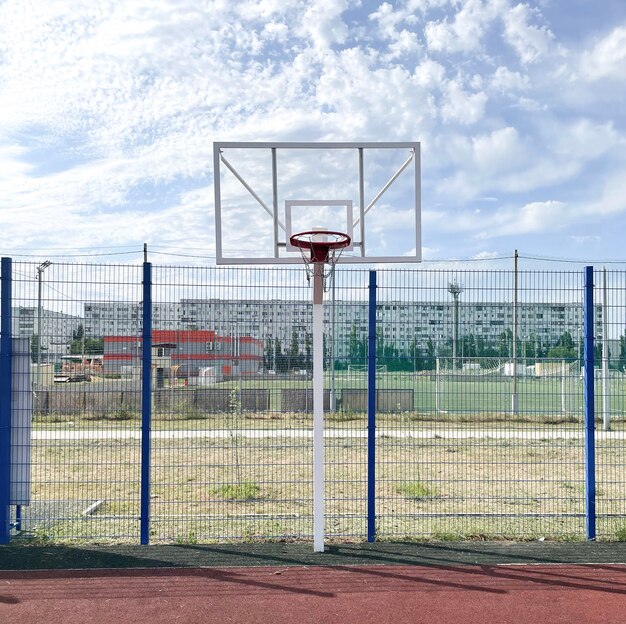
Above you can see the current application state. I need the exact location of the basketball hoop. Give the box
[289,230,351,288]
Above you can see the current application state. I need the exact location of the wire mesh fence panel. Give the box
[373,269,588,540]
[6,260,625,544]
[143,266,374,543]
[323,268,370,540]
[595,269,626,540]
[12,262,143,541]
[148,266,319,542]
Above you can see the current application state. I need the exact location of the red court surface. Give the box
[1,564,626,624]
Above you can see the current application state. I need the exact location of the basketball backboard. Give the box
[213,142,421,264]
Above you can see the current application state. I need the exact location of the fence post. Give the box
[584,266,596,540]
[602,267,610,431]
[0,258,13,544]
[367,270,377,542]
[140,261,152,544]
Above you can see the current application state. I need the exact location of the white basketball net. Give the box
[292,232,349,291]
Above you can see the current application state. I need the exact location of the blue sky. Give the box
[0,0,625,267]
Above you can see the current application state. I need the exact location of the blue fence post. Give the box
[367,270,377,542]
[584,266,596,540]
[140,262,152,545]
[0,258,13,544]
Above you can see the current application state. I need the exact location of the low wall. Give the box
[35,386,270,416]
[341,388,414,413]
[281,389,330,412]
[34,385,413,416]
[35,388,141,414]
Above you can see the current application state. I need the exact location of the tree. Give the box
[69,323,105,355]
[288,329,300,371]
[521,335,537,364]
[274,339,287,373]
[377,337,404,371]
[73,324,84,342]
[498,329,513,358]
[30,334,41,363]
[348,324,360,365]
[409,338,422,371]
[304,332,312,371]
[424,338,436,370]
[618,333,626,373]
[460,334,477,359]
[69,336,103,355]
[475,336,497,360]
[547,331,576,360]
[264,338,273,370]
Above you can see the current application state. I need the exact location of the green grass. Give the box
[213,482,261,501]
[395,481,439,499]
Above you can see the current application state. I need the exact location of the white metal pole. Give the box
[36,261,51,389]
[602,267,610,431]
[36,268,43,389]
[330,268,336,411]
[512,250,519,415]
[312,263,325,552]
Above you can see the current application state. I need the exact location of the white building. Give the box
[83,299,603,361]
[11,307,82,362]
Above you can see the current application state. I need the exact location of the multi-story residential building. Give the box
[11,307,82,362]
[83,302,178,337]
[85,299,603,362]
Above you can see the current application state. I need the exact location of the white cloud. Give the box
[503,3,556,64]
[570,235,600,244]
[472,250,499,259]
[590,170,626,216]
[548,119,620,160]
[413,58,447,88]
[299,0,349,50]
[492,199,567,236]
[471,126,525,172]
[425,0,507,54]
[441,81,488,125]
[491,66,529,92]
[580,25,626,81]
[0,0,624,264]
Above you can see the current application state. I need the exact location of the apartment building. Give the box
[11,307,82,362]
[84,299,602,360]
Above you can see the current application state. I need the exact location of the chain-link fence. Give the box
[1,260,625,544]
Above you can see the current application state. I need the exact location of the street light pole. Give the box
[36,260,52,389]
[447,281,463,370]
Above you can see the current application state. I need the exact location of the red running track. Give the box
[1,564,626,624]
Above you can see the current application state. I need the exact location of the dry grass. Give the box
[25,423,626,544]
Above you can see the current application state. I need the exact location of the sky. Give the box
[1,0,625,269]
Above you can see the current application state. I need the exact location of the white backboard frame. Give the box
[213,141,421,264]
[285,200,354,253]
